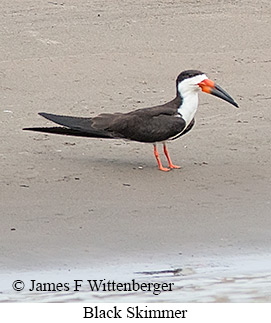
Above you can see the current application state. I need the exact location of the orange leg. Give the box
[163,143,181,169]
[153,144,170,172]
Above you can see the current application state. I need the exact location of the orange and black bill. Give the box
[199,79,239,108]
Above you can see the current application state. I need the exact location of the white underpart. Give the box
[177,74,208,128]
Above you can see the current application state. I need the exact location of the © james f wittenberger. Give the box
[21,279,174,295]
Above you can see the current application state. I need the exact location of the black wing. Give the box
[23,97,187,142]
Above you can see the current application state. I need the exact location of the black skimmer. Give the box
[24,70,238,171]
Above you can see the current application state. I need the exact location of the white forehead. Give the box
[177,73,208,96]
[182,74,208,86]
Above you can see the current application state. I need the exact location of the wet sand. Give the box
[1,0,271,301]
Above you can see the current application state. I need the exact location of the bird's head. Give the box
[176,70,238,108]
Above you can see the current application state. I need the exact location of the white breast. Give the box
[177,92,199,127]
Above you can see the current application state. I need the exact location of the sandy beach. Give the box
[1,0,271,302]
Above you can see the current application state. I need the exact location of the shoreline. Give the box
[1,251,271,302]
[1,0,271,303]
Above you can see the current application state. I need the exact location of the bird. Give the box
[24,70,239,171]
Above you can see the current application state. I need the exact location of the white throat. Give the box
[177,74,207,127]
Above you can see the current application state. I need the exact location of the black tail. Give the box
[23,112,113,139]
[23,126,112,138]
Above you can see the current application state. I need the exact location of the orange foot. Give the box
[158,166,171,172]
[169,164,181,169]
